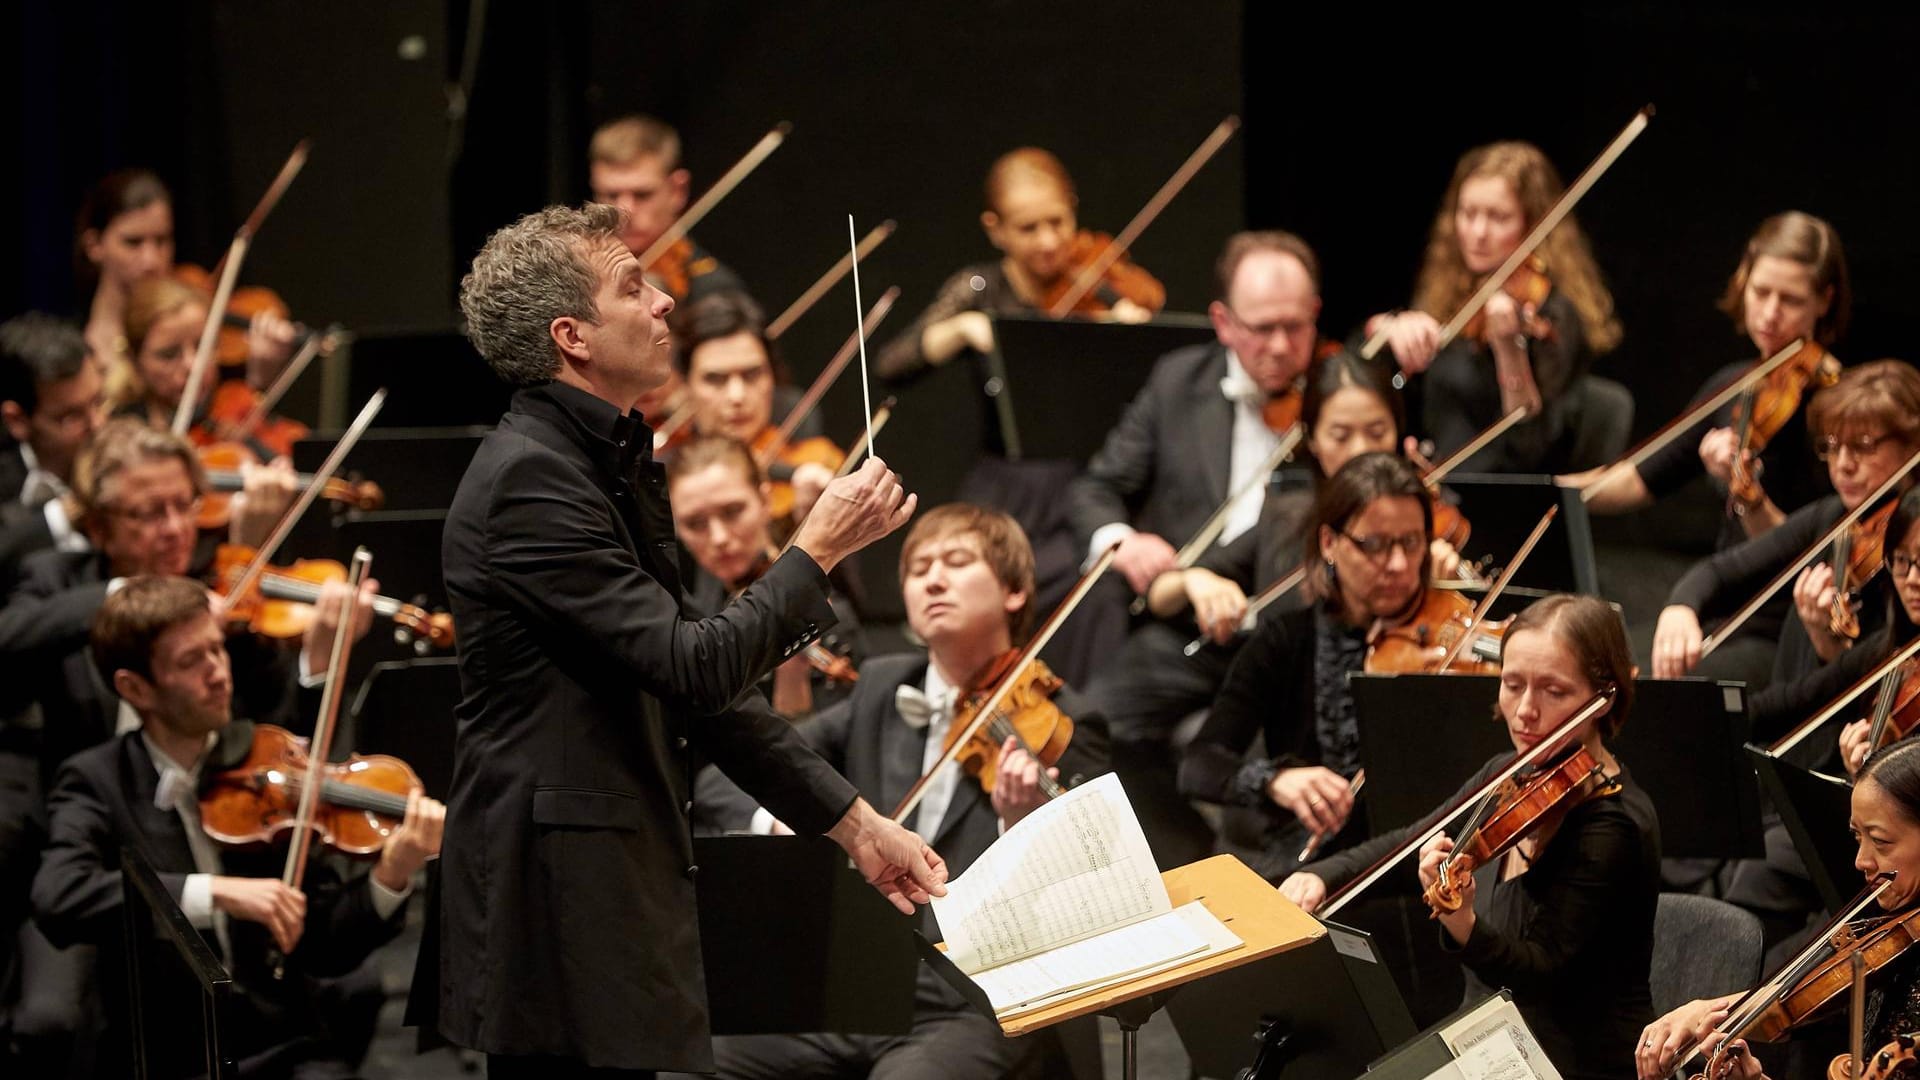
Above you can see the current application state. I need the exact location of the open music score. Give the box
[929,774,1241,1018]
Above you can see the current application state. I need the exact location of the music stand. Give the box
[1350,674,1764,859]
[349,657,458,799]
[693,835,917,1036]
[326,330,510,428]
[918,854,1323,1080]
[1441,474,1599,594]
[988,313,1215,461]
[1166,919,1416,1078]
[291,427,488,512]
[1748,746,1857,913]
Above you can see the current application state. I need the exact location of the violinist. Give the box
[666,435,864,718]
[0,314,105,581]
[30,575,444,1079]
[1285,593,1659,1080]
[74,169,296,400]
[1096,351,1457,867]
[1071,230,1327,599]
[671,291,836,526]
[688,503,1109,1080]
[1365,140,1631,474]
[1566,211,1850,546]
[1177,451,1437,881]
[588,114,748,304]
[1652,361,1920,691]
[1637,736,1920,1080]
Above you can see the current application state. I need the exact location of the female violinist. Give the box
[669,291,837,528]
[1177,451,1439,880]
[1637,737,1920,1080]
[1653,361,1920,691]
[665,435,865,719]
[75,169,297,405]
[1567,212,1850,546]
[1285,593,1659,1080]
[1366,141,1629,474]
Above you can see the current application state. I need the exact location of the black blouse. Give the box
[1419,291,1590,473]
[1305,755,1662,1080]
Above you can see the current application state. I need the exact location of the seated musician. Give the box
[666,434,864,719]
[686,503,1110,1080]
[1566,211,1850,548]
[30,575,443,1079]
[588,114,747,306]
[1284,593,1659,1080]
[1093,350,1460,868]
[0,313,105,582]
[0,418,371,781]
[1364,140,1631,474]
[75,169,296,407]
[1176,451,1440,881]
[671,291,836,530]
[1651,360,1920,693]
[1635,736,1920,1080]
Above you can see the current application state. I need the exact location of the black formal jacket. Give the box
[434,381,859,1071]
[0,543,299,778]
[0,442,27,505]
[31,721,406,1077]
[694,652,1110,962]
[1068,342,1240,548]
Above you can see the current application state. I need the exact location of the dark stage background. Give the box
[7,2,1920,610]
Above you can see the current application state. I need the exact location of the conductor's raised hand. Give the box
[827,797,948,915]
[790,457,917,574]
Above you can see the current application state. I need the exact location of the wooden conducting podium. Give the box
[922,854,1323,1080]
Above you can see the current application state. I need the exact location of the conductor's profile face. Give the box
[581,238,677,393]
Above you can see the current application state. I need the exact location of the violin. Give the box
[1460,255,1557,346]
[1424,745,1616,914]
[173,263,291,371]
[1833,1033,1920,1080]
[940,649,1074,799]
[644,237,695,302]
[206,380,309,458]
[752,429,847,522]
[1729,341,1842,512]
[1831,503,1896,642]
[195,443,382,531]
[1365,588,1507,675]
[1035,231,1167,318]
[213,544,454,652]
[804,642,858,686]
[1860,657,1920,756]
[1698,905,1920,1079]
[200,723,422,858]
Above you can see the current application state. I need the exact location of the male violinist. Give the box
[685,503,1110,1080]
[31,575,443,1079]
[589,113,747,306]
[0,313,105,583]
[439,202,942,1078]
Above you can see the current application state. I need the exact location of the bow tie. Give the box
[1220,371,1265,409]
[153,764,197,812]
[894,685,956,730]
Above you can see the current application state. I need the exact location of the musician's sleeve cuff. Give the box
[181,874,215,928]
[1087,523,1135,569]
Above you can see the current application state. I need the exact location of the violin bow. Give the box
[1423,407,1532,485]
[638,122,790,270]
[1046,115,1240,318]
[282,546,372,891]
[1135,425,1303,618]
[1318,687,1616,918]
[835,398,895,478]
[753,286,899,469]
[766,220,896,340]
[1684,878,1894,1075]
[1701,448,1920,657]
[1581,338,1806,504]
[175,139,312,436]
[214,389,388,620]
[1432,505,1559,672]
[1186,563,1308,657]
[1767,636,1920,758]
[1362,106,1654,365]
[890,542,1120,824]
[237,326,337,435]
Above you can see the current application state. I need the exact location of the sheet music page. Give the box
[932,773,1167,973]
[969,900,1241,1016]
[1441,995,1563,1080]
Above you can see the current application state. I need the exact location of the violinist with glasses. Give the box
[1283,593,1660,1080]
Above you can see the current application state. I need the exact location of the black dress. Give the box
[1419,292,1594,473]
[1304,755,1662,1080]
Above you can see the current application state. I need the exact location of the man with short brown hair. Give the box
[588,113,747,304]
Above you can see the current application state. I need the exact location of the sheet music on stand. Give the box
[1366,991,1563,1080]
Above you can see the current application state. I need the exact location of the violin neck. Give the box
[206,468,321,493]
[258,572,403,618]
[315,777,409,818]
